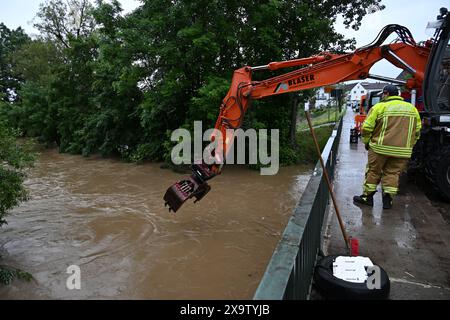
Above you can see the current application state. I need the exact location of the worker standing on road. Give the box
[353,84,422,209]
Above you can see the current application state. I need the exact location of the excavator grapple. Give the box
[164,164,214,212]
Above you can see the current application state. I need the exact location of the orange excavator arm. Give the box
[164,24,431,212]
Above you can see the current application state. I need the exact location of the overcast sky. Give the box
[0,0,448,78]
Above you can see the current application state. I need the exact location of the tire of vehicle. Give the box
[313,255,390,300]
[425,146,450,201]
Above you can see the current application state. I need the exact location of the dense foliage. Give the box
[0,0,383,165]
[0,118,35,284]
[0,23,30,102]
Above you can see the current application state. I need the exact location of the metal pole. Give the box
[383,48,417,75]
[305,110,350,250]
[411,89,417,106]
[251,65,270,71]
[367,74,407,85]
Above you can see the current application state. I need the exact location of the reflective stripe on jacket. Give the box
[361,96,422,158]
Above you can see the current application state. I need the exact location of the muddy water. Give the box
[0,148,312,299]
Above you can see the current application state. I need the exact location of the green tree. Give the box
[132,0,384,164]
[22,0,98,150]
[0,23,30,102]
[33,0,96,48]
[0,118,35,284]
[1,40,61,141]
[78,0,144,157]
[0,123,34,227]
[17,0,145,157]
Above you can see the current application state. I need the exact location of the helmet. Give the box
[382,84,399,96]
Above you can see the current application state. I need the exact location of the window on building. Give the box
[361,90,364,93]
[354,91,356,94]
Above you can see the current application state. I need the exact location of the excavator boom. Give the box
[164,24,431,212]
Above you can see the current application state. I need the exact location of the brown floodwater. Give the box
[0,148,312,299]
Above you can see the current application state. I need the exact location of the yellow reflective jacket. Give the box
[362,96,422,158]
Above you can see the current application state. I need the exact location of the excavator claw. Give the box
[163,164,215,212]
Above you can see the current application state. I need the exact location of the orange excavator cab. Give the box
[350,89,384,143]
[354,94,367,135]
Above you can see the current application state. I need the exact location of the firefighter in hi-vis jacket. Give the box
[353,84,422,209]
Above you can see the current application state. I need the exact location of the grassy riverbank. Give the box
[296,125,335,164]
[297,108,346,131]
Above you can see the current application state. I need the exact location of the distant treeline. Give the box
[0,0,382,164]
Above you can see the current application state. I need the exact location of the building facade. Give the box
[347,82,390,104]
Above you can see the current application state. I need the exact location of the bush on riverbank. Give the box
[297,108,346,131]
[0,118,35,284]
[296,126,335,164]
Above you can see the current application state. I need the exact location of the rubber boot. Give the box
[353,192,375,207]
[382,193,393,209]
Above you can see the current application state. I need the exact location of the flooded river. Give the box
[0,148,312,299]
